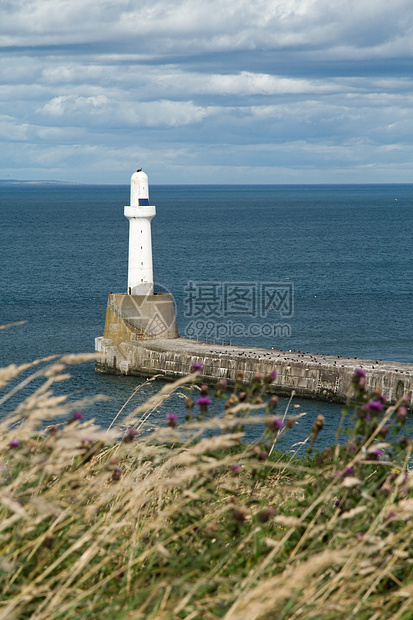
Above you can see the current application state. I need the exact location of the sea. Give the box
[1,183,412,450]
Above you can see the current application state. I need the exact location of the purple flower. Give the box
[397,406,408,424]
[8,440,20,449]
[269,417,283,432]
[355,368,366,378]
[342,467,355,477]
[367,448,384,461]
[69,411,83,423]
[123,428,138,443]
[166,413,178,428]
[196,396,212,407]
[365,400,383,413]
[264,370,277,384]
[215,378,228,393]
[230,464,242,476]
[191,362,204,372]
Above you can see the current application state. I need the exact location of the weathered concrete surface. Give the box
[95,336,413,407]
[102,293,178,347]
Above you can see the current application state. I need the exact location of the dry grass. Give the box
[1,354,413,619]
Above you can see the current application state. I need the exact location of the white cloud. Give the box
[39,95,214,127]
[1,0,413,182]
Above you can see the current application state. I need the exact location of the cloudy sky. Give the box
[1,0,413,184]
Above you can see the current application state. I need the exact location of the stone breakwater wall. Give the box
[95,336,413,407]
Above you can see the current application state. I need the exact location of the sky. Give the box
[1,0,413,184]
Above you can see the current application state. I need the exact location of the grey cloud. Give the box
[1,0,413,182]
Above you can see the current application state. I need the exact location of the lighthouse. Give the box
[95,167,178,374]
[124,170,155,295]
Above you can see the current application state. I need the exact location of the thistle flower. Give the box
[364,400,383,414]
[396,406,408,424]
[8,439,20,449]
[268,395,279,410]
[68,411,83,424]
[214,378,228,394]
[352,368,366,383]
[230,464,242,476]
[263,370,277,384]
[232,508,248,523]
[268,417,283,433]
[257,507,275,523]
[112,468,122,482]
[367,448,384,461]
[378,425,390,438]
[191,362,204,372]
[166,412,178,428]
[123,428,138,443]
[398,436,410,449]
[196,396,212,413]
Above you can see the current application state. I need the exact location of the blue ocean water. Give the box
[1,183,412,446]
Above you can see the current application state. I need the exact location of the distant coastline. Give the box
[0,179,79,185]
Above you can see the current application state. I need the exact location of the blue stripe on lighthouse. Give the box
[138,198,149,206]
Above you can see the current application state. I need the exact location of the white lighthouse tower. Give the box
[95,168,178,375]
[124,169,155,295]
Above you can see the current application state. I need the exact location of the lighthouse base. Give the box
[95,292,178,373]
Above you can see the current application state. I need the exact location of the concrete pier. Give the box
[95,336,413,407]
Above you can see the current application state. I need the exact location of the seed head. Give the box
[112,468,122,481]
[257,507,276,523]
[398,436,410,449]
[311,414,325,436]
[268,395,279,410]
